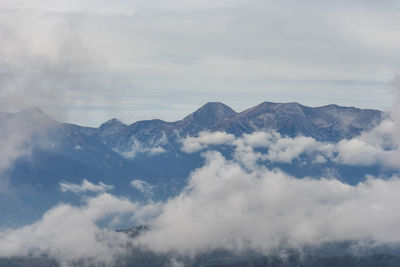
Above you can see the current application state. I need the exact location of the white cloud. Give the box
[265,135,330,164]
[119,144,166,158]
[179,111,400,170]
[331,113,400,168]
[134,151,400,254]
[0,132,30,194]
[181,131,235,153]
[390,75,400,141]
[237,131,279,148]
[182,131,335,167]
[0,129,30,174]
[334,138,388,166]
[131,179,154,198]
[0,193,137,265]
[149,146,166,155]
[60,179,114,194]
[0,109,57,193]
[117,134,168,159]
[3,146,400,262]
[74,144,82,150]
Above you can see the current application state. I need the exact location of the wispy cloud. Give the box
[131,179,154,198]
[0,109,56,193]
[116,136,167,159]
[60,179,114,194]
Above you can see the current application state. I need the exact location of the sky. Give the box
[0,0,399,126]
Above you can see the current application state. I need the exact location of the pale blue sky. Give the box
[0,0,399,126]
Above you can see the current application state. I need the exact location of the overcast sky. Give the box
[0,0,399,126]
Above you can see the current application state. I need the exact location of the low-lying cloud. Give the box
[116,135,168,159]
[134,151,400,253]
[181,131,235,153]
[2,148,400,265]
[0,193,137,265]
[181,118,400,170]
[0,108,56,193]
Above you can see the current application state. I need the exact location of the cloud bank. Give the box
[2,137,400,265]
[0,193,137,265]
[181,116,400,170]
[134,151,400,253]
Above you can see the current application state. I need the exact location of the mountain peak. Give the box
[99,119,127,137]
[184,102,236,121]
[6,107,60,132]
[193,102,236,117]
[19,106,46,116]
[201,101,233,108]
[241,101,304,117]
[15,107,56,123]
[100,118,126,129]
[259,101,302,108]
[179,102,237,133]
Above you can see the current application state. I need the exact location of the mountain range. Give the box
[70,101,383,147]
[0,101,386,225]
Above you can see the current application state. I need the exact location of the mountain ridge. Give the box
[110,101,382,143]
[8,101,383,147]
[9,101,382,128]
[0,101,388,226]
